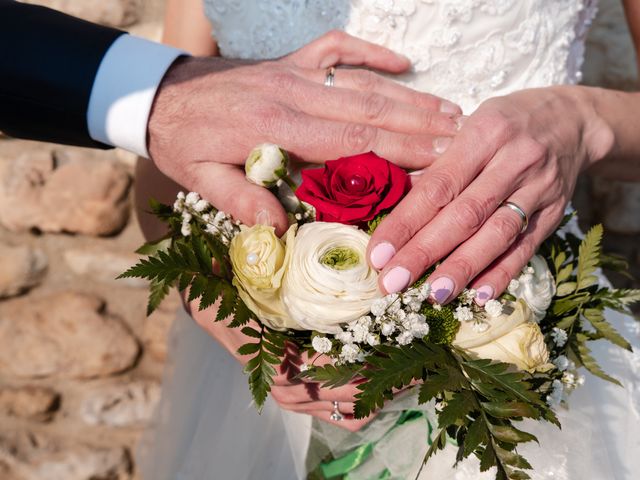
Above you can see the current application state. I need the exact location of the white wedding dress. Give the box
[138,1,640,479]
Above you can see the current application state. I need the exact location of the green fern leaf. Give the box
[300,363,364,389]
[583,308,632,351]
[576,224,603,291]
[147,279,170,315]
[571,334,622,386]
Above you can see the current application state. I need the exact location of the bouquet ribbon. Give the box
[319,410,434,479]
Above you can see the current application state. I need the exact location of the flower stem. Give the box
[282,175,298,192]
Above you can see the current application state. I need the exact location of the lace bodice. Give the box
[202,0,598,113]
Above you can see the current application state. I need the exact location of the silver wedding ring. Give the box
[501,201,529,234]
[330,400,344,421]
[324,66,336,87]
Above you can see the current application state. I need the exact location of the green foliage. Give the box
[124,200,640,480]
[353,342,554,480]
[354,342,447,418]
[119,233,238,316]
[367,214,387,234]
[541,222,638,390]
[422,305,460,345]
[298,363,364,389]
[576,224,602,291]
[240,325,287,410]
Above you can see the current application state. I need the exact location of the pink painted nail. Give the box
[440,100,461,115]
[430,277,454,304]
[433,137,452,155]
[383,267,411,294]
[370,242,396,270]
[475,285,494,307]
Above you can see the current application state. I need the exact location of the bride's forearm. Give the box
[576,85,640,181]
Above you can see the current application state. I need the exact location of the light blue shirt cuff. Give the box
[87,34,186,158]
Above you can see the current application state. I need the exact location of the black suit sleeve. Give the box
[0,0,124,148]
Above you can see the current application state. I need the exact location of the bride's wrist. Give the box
[555,85,617,172]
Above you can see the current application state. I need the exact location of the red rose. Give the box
[295,152,410,225]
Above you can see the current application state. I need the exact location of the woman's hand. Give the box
[368,86,615,303]
[187,298,377,432]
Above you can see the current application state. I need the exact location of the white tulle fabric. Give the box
[139,1,640,479]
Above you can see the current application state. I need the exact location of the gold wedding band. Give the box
[501,201,529,234]
[324,66,336,87]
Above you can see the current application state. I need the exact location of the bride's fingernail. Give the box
[455,115,468,131]
[440,100,461,115]
[433,137,452,155]
[383,267,411,294]
[430,277,454,304]
[370,242,396,269]
[475,285,494,307]
[255,209,272,226]
[408,169,424,176]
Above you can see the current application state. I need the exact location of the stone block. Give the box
[0,242,47,299]
[0,386,59,422]
[0,292,139,379]
[0,151,131,236]
[80,380,160,428]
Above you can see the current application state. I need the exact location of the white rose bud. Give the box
[509,255,556,322]
[245,143,289,187]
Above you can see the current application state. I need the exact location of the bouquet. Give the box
[121,145,640,480]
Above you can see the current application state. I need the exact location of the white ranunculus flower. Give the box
[454,300,553,373]
[508,255,556,322]
[281,222,382,334]
[245,143,289,187]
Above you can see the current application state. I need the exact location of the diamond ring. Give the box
[330,400,344,421]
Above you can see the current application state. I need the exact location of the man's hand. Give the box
[147,31,461,236]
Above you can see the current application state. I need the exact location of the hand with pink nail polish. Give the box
[367,86,640,302]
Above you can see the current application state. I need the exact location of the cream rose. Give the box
[281,222,382,333]
[454,301,552,373]
[508,255,556,322]
[229,224,298,330]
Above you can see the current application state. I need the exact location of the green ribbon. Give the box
[319,410,433,479]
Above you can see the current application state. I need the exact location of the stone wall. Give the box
[0,2,638,480]
[0,2,171,479]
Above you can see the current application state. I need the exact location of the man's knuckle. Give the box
[420,111,438,132]
[254,104,291,136]
[342,123,376,151]
[361,92,391,122]
[352,70,379,90]
[269,71,297,91]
